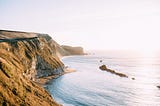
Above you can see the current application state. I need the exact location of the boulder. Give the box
[100,60,103,63]
[132,77,135,80]
[99,64,107,70]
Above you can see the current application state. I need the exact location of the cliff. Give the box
[60,45,84,56]
[0,30,84,106]
[48,42,85,57]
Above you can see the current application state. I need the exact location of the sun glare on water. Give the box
[138,49,157,58]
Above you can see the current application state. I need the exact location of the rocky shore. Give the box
[99,64,128,78]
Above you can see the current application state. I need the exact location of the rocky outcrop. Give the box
[99,65,128,78]
[0,30,66,106]
[36,55,64,78]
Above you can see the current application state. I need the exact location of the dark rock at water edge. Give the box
[100,60,103,63]
[99,65,128,78]
[132,77,135,80]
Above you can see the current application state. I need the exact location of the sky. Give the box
[0,0,160,50]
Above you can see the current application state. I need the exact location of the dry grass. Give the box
[0,30,63,106]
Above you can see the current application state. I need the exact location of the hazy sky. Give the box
[0,0,160,50]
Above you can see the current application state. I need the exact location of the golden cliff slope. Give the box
[0,30,63,106]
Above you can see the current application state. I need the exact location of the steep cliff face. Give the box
[0,30,64,106]
[61,45,84,56]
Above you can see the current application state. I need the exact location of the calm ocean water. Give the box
[45,51,160,106]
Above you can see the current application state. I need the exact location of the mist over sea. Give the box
[45,50,160,106]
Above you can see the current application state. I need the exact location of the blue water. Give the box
[45,51,160,106]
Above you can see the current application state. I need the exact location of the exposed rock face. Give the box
[99,65,128,78]
[36,55,63,78]
[0,30,66,106]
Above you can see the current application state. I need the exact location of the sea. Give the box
[45,50,160,106]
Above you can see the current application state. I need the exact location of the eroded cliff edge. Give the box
[0,30,84,106]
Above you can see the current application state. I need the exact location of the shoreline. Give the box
[39,54,87,85]
[35,68,76,86]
